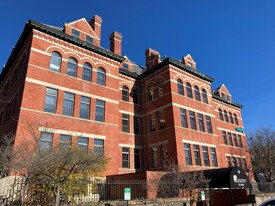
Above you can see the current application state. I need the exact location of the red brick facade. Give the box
[0,15,252,177]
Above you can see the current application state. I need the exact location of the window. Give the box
[224,111,229,122]
[156,81,163,98]
[234,114,239,125]
[232,157,237,166]
[133,89,139,104]
[226,156,232,167]
[210,147,218,167]
[134,149,142,169]
[242,158,247,170]
[148,86,154,101]
[238,135,243,147]
[202,146,210,166]
[194,145,201,166]
[78,137,88,151]
[194,86,200,101]
[233,133,238,147]
[122,63,129,70]
[122,147,130,168]
[80,96,90,119]
[202,89,208,104]
[134,116,140,134]
[222,131,228,145]
[189,111,197,130]
[160,145,168,167]
[205,116,213,133]
[229,112,234,124]
[180,108,188,128]
[59,135,71,148]
[237,157,241,167]
[157,110,165,129]
[67,57,77,77]
[39,132,53,150]
[219,109,223,121]
[149,113,156,132]
[186,82,193,98]
[177,79,184,95]
[72,29,80,38]
[228,132,233,146]
[198,113,205,132]
[44,88,58,113]
[97,68,106,86]
[150,147,159,168]
[122,86,129,101]
[82,62,92,81]
[122,113,130,132]
[50,52,61,72]
[184,143,192,165]
[63,92,74,116]
[95,99,105,122]
[94,139,104,155]
[86,35,94,44]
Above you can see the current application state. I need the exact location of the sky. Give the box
[1,1,275,134]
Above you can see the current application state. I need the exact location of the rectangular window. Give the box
[180,108,188,128]
[228,132,233,146]
[134,149,142,169]
[189,111,196,130]
[40,132,53,150]
[122,113,130,132]
[149,114,156,132]
[95,100,105,122]
[150,146,159,168]
[78,137,88,151]
[122,63,129,70]
[59,135,71,148]
[233,133,238,147]
[242,158,247,170]
[160,145,168,167]
[238,135,243,147]
[222,131,228,145]
[80,96,90,119]
[194,145,201,166]
[210,147,218,167]
[134,116,140,135]
[205,116,213,133]
[184,143,192,165]
[44,88,58,113]
[94,139,104,155]
[237,157,241,167]
[226,156,232,167]
[122,147,130,168]
[157,110,166,129]
[198,113,205,132]
[202,146,210,166]
[232,157,237,166]
[63,92,74,116]
[86,35,94,44]
[72,29,80,38]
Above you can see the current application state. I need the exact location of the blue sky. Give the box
[1,1,275,134]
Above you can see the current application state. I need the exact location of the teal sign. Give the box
[124,188,131,200]
[235,127,244,133]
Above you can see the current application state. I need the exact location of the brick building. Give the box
[0,15,251,177]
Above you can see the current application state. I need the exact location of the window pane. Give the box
[44,88,57,113]
[210,147,218,167]
[202,89,208,104]
[189,111,196,130]
[72,29,80,38]
[219,109,224,121]
[234,114,239,125]
[40,132,53,150]
[59,135,71,148]
[94,139,104,155]
[194,145,201,166]
[177,79,184,95]
[80,96,90,119]
[122,113,129,132]
[50,52,61,72]
[198,113,205,132]
[206,116,213,133]
[222,131,228,145]
[202,146,210,166]
[184,143,192,165]
[67,58,77,77]
[134,149,141,169]
[86,36,94,44]
[224,111,229,122]
[78,137,88,151]
[134,116,140,134]
[150,147,159,168]
[180,108,188,128]
[194,86,200,101]
[156,82,163,98]
[122,86,129,101]
[97,68,106,86]
[63,92,74,116]
[186,83,192,98]
[82,62,92,81]
[95,100,105,122]
[122,147,130,168]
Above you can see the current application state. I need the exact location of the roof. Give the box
[212,94,243,108]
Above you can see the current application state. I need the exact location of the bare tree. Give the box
[248,127,275,182]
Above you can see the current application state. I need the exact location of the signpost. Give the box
[124,188,131,205]
[201,191,205,201]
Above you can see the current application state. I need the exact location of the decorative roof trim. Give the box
[212,94,243,108]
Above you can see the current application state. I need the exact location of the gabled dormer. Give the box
[121,56,133,72]
[63,15,102,47]
[213,84,232,101]
[182,54,196,70]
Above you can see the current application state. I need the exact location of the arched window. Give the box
[50,52,62,72]
[97,68,106,86]
[224,110,229,122]
[202,89,208,104]
[133,89,139,104]
[122,86,129,101]
[219,109,223,121]
[156,81,163,98]
[67,57,77,77]
[177,79,184,95]
[82,62,92,81]
[148,85,154,101]
[229,112,234,124]
[234,114,239,125]
[194,86,200,101]
[186,82,193,98]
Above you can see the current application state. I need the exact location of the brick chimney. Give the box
[110,31,122,56]
[145,48,160,70]
[89,15,102,45]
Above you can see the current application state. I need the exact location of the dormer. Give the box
[213,84,232,101]
[145,48,160,70]
[182,54,196,70]
[63,15,102,47]
[121,56,133,72]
